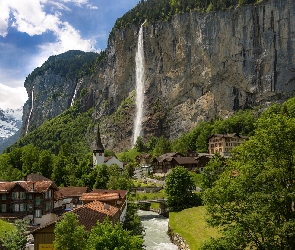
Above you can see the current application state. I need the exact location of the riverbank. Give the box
[169,206,220,250]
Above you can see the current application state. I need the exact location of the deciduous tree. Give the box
[202,112,295,249]
[54,213,87,250]
[165,166,196,211]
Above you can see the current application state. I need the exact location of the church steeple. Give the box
[93,126,104,167]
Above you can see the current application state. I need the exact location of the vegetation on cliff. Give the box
[24,50,100,85]
[112,0,264,32]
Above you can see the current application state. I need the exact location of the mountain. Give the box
[0,108,22,153]
[17,0,295,153]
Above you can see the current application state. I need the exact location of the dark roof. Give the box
[22,173,51,182]
[171,157,198,165]
[207,133,249,141]
[93,126,104,152]
[90,189,128,199]
[58,187,90,197]
[155,152,184,163]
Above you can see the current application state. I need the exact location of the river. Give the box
[138,210,178,250]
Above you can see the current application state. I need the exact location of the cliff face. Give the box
[22,0,295,152]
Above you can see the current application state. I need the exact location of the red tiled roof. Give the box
[0,182,16,193]
[18,181,57,193]
[80,193,120,202]
[90,189,128,198]
[58,187,89,197]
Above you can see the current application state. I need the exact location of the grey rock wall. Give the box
[21,0,295,152]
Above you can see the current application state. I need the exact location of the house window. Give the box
[29,194,32,199]
[1,204,6,212]
[12,192,20,200]
[14,204,20,212]
[35,209,42,218]
[36,197,41,205]
[20,192,26,200]
[2,194,6,200]
[46,202,51,211]
[20,204,25,212]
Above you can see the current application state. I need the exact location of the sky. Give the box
[0,0,139,109]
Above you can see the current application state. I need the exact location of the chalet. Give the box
[207,133,249,156]
[31,200,120,250]
[152,152,184,174]
[0,174,58,226]
[93,127,124,170]
[80,189,128,223]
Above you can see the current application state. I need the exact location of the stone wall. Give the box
[168,225,190,250]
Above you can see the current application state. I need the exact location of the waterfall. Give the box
[133,22,145,146]
[25,86,34,135]
[71,80,81,106]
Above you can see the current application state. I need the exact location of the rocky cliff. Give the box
[22,0,295,152]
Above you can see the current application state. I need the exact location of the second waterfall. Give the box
[133,22,145,146]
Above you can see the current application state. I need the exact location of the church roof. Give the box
[93,126,104,151]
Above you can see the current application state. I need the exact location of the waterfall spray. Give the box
[25,86,34,135]
[133,22,145,146]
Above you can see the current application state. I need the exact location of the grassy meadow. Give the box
[169,206,220,250]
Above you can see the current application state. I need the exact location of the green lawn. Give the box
[169,206,220,250]
[0,219,15,239]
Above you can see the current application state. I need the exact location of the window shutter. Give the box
[12,192,15,200]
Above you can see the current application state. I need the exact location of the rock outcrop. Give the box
[22,0,295,152]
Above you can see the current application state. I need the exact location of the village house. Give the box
[58,186,90,208]
[0,174,58,226]
[207,133,249,156]
[31,200,121,250]
[152,152,184,174]
[152,151,211,174]
[80,189,128,223]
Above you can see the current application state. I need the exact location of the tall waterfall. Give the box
[25,86,34,135]
[133,22,145,146]
[70,82,78,106]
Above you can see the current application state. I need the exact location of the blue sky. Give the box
[0,0,139,109]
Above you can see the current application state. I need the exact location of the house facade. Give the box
[32,200,121,250]
[208,133,249,156]
[0,179,58,225]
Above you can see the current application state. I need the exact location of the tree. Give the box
[202,154,226,190]
[165,166,196,211]
[1,219,28,250]
[202,112,295,249]
[93,164,109,189]
[123,202,145,236]
[54,212,87,250]
[86,218,144,250]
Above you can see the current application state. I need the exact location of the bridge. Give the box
[133,199,167,216]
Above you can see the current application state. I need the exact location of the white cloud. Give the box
[0,0,98,48]
[0,2,10,37]
[0,83,28,109]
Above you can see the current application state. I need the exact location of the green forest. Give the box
[2,93,295,189]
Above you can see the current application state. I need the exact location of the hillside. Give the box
[16,0,295,153]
